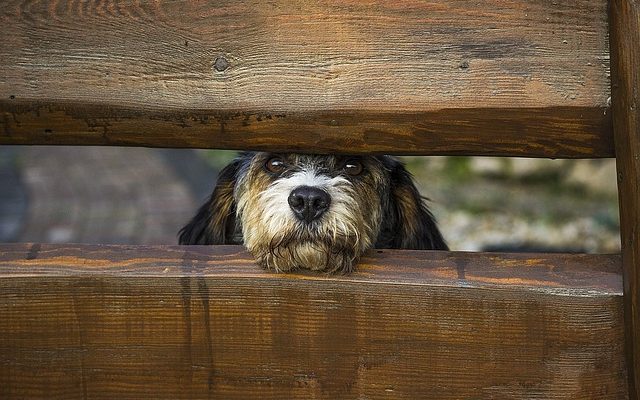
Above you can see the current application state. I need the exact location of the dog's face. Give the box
[235,153,387,273]
[180,152,447,273]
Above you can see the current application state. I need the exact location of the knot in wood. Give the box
[214,56,229,72]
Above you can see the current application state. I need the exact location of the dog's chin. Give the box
[249,234,361,274]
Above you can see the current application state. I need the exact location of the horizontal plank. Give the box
[0,0,612,157]
[0,244,627,399]
[1,103,613,157]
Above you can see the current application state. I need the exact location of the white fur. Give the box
[236,166,380,272]
[258,168,355,234]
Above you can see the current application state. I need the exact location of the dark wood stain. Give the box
[454,257,468,281]
[196,277,216,395]
[26,243,40,260]
[179,276,194,396]
[70,284,90,400]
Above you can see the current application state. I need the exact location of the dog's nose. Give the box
[288,186,331,223]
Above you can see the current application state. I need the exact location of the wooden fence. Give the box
[0,0,638,398]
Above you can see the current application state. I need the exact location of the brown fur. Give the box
[179,152,447,273]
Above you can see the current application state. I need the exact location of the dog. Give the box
[179,152,447,273]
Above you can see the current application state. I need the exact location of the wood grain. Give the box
[0,0,612,157]
[0,244,628,399]
[610,0,640,398]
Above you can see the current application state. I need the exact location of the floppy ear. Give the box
[178,159,241,245]
[376,157,448,250]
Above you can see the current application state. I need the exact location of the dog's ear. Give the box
[376,157,448,250]
[178,159,241,245]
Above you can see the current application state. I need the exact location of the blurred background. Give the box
[0,146,621,253]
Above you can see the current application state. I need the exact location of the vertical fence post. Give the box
[610,0,640,398]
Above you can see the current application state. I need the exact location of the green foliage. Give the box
[198,150,238,170]
[443,157,472,181]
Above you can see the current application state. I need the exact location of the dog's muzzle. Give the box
[288,185,331,223]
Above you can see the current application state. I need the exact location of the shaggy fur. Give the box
[179,152,447,273]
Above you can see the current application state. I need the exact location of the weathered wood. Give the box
[0,244,627,399]
[0,0,612,157]
[610,0,640,398]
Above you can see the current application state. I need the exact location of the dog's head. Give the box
[179,152,447,273]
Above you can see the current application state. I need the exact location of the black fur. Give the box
[375,156,448,250]
[178,158,242,245]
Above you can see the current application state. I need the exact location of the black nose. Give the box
[288,186,331,223]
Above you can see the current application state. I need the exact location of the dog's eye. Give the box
[265,157,287,174]
[343,160,363,176]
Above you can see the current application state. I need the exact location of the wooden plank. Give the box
[610,0,640,398]
[0,244,627,399]
[0,0,612,157]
